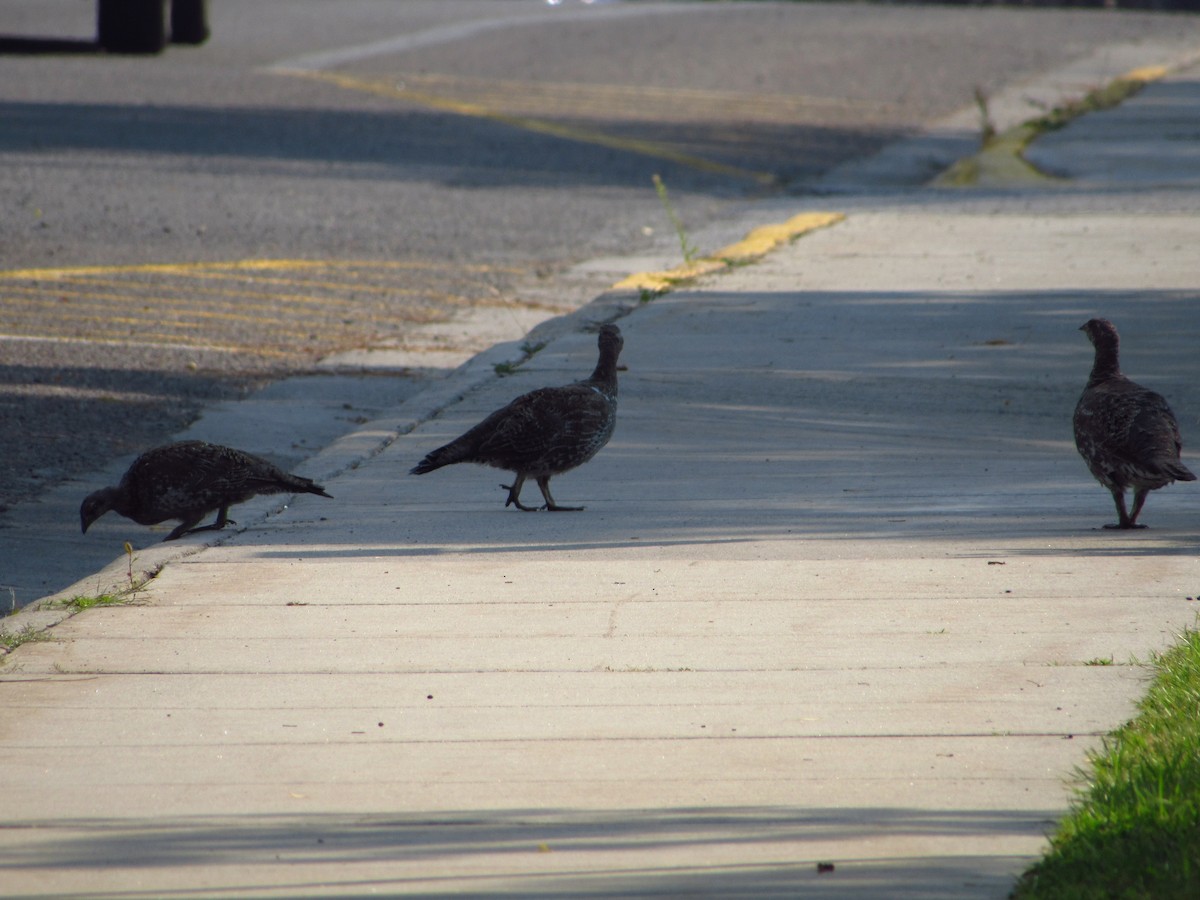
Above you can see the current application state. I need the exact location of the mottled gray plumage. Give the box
[1073,318,1194,529]
[410,324,623,510]
[81,440,332,541]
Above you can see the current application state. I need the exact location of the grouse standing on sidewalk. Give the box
[410,323,623,511]
[1073,318,1195,529]
[80,440,333,541]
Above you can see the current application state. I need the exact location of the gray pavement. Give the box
[3,47,1200,899]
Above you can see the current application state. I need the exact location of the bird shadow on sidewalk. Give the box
[0,36,101,55]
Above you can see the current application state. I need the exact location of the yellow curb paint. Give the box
[1123,65,1168,84]
[613,259,727,293]
[279,68,778,185]
[613,211,845,293]
[713,211,846,262]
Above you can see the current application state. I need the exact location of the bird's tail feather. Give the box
[1168,461,1197,482]
[288,475,333,498]
[409,439,471,475]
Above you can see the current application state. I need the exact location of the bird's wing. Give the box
[475,385,609,467]
[1127,393,1185,461]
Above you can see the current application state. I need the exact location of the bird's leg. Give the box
[1102,487,1145,530]
[164,513,206,542]
[1126,488,1151,529]
[502,475,541,512]
[538,476,583,512]
[186,506,237,535]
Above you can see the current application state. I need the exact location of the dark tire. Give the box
[98,0,168,55]
[170,0,209,45]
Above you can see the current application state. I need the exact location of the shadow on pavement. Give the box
[0,99,907,192]
[0,36,102,56]
[3,805,1053,898]
[219,285,1200,559]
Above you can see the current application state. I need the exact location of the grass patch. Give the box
[1011,627,1200,899]
[0,623,52,653]
[1027,72,1153,136]
[57,593,129,612]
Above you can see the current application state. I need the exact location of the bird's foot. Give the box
[186,518,237,535]
[501,484,541,512]
[1103,522,1147,530]
[545,504,584,512]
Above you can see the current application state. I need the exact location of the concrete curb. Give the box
[813,37,1200,193]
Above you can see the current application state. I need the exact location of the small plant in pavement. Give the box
[652,173,699,264]
[58,593,128,612]
[974,85,996,145]
[0,623,51,653]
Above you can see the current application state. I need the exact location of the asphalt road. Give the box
[2,0,1197,515]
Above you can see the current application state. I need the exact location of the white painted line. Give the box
[266,2,693,72]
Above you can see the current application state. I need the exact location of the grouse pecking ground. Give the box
[80,440,333,541]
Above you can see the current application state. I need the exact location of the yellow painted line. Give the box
[281,68,778,185]
[0,259,344,280]
[0,258,523,280]
[0,286,340,328]
[613,211,845,292]
[391,71,899,118]
[49,275,467,308]
[63,275,419,307]
[0,300,320,335]
[102,270,433,296]
[5,278,362,310]
[0,333,296,357]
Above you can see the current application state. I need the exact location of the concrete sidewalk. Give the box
[3,52,1200,899]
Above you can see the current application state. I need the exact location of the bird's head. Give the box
[597,323,624,358]
[1080,318,1119,349]
[80,487,117,534]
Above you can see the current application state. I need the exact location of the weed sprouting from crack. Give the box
[974,85,996,146]
[652,173,699,264]
[495,339,549,377]
[0,623,51,653]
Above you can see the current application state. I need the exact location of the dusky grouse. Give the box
[410,323,623,511]
[81,440,333,541]
[1073,318,1195,529]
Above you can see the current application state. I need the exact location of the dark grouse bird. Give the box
[1073,318,1195,529]
[81,440,333,541]
[410,323,623,511]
